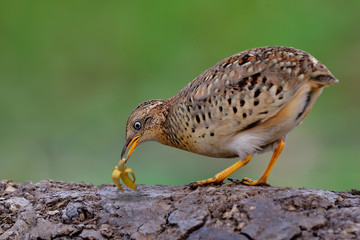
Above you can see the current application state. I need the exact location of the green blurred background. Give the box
[0,1,359,191]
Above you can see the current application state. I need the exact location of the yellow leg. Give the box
[192,155,252,187]
[242,139,285,186]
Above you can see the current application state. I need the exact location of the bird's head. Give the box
[121,99,168,160]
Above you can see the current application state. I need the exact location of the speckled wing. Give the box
[173,47,311,137]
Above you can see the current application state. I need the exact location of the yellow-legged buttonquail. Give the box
[120,46,338,187]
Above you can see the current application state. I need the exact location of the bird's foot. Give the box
[112,158,137,192]
[189,156,253,189]
[189,177,224,189]
[241,177,270,186]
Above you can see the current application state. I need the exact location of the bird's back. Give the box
[164,47,337,158]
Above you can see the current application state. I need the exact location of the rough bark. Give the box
[0,179,359,240]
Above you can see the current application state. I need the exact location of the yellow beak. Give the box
[121,136,140,161]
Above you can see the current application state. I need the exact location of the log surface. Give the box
[0,179,359,239]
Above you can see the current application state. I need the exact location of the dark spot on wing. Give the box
[254,89,261,98]
[262,76,267,84]
[267,82,273,90]
[276,86,283,95]
[237,77,248,89]
[250,73,261,86]
[196,115,200,123]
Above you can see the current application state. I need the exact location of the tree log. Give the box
[0,179,359,239]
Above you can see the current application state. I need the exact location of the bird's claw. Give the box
[112,158,137,192]
[241,177,270,186]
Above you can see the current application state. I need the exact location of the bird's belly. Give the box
[189,137,240,158]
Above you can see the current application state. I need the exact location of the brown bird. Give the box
[121,46,338,187]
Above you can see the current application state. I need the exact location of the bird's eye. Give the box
[133,121,142,130]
